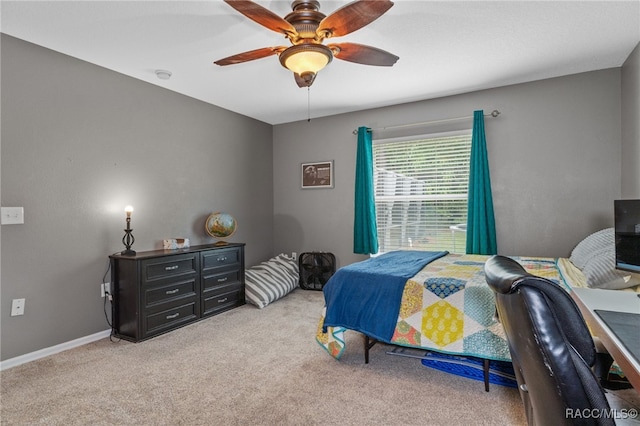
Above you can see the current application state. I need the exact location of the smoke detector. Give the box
[155,70,172,80]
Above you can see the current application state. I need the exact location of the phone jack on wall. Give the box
[11,298,25,316]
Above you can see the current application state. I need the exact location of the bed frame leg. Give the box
[483,358,490,392]
[364,335,377,364]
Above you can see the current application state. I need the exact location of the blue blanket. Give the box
[322,250,448,342]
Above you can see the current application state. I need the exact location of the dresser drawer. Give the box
[202,269,241,291]
[201,247,241,271]
[145,301,197,336]
[145,278,197,307]
[202,285,243,317]
[142,254,198,283]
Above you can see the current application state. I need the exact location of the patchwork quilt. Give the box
[316,254,571,361]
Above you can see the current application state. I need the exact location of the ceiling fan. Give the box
[214,0,399,88]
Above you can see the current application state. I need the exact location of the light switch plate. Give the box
[1,207,24,225]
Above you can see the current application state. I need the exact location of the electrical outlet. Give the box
[101,283,110,298]
[1,207,24,225]
[11,298,25,316]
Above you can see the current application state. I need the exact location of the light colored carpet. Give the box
[1,289,528,425]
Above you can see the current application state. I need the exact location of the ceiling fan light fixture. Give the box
[279,44,332,75]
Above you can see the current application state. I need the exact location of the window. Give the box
[373,130,472,254]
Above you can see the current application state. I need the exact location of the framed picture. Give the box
[301,160,334,189]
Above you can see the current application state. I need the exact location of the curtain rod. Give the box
[352,110,501,134]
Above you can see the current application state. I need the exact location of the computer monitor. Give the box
[614,199,640,273]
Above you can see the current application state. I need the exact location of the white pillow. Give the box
[245,254,299,308]
[582,246,640,290]
[570,228,614,270]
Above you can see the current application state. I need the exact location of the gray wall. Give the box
[2,33,637,362]
[273,69,623,268]
[622,42,640,198]
[0,35,274,361]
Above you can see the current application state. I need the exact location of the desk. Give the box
[571,287,640,391]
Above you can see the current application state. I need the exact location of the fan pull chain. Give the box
[307,87,311,122]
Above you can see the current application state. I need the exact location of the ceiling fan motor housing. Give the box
[285,0,326,43]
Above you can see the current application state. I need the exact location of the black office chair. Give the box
[484,255,614,426]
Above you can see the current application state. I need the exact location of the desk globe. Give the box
[205,212,237,245]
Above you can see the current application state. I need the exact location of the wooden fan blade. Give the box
[214,46,286,66]
[224,0,297,37]
[294,72,316,88]
[328,42,398,66]
[317,0,394,38]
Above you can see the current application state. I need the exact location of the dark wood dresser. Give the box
[109,243,245,342]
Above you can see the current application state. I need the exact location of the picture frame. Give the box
[301,160,334,189]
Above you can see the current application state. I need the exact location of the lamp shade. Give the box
[279,44,332,75]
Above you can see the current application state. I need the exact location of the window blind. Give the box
[373,131,472,253]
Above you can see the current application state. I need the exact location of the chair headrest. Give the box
[484,254,597,367]
[484,255,530,294]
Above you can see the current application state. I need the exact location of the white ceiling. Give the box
[1,1,639,125]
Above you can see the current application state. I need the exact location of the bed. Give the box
[315,228,640,390]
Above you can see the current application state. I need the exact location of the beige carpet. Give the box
[1,289,529,425]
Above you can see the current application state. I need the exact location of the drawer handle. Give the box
[217,277,228,283]
[218,297,228,303]
[165,265,179,271]
[165,288,180,295]
[217,256,227,262]
[166,312,180,320]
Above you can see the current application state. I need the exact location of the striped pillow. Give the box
[569,228,614,270]
[582,246,640,290]
[245,254,299,308]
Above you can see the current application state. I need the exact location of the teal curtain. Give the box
[466,110,497,255]
[353,127,379,254]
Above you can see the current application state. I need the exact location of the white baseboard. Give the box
[0,329,112,371]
